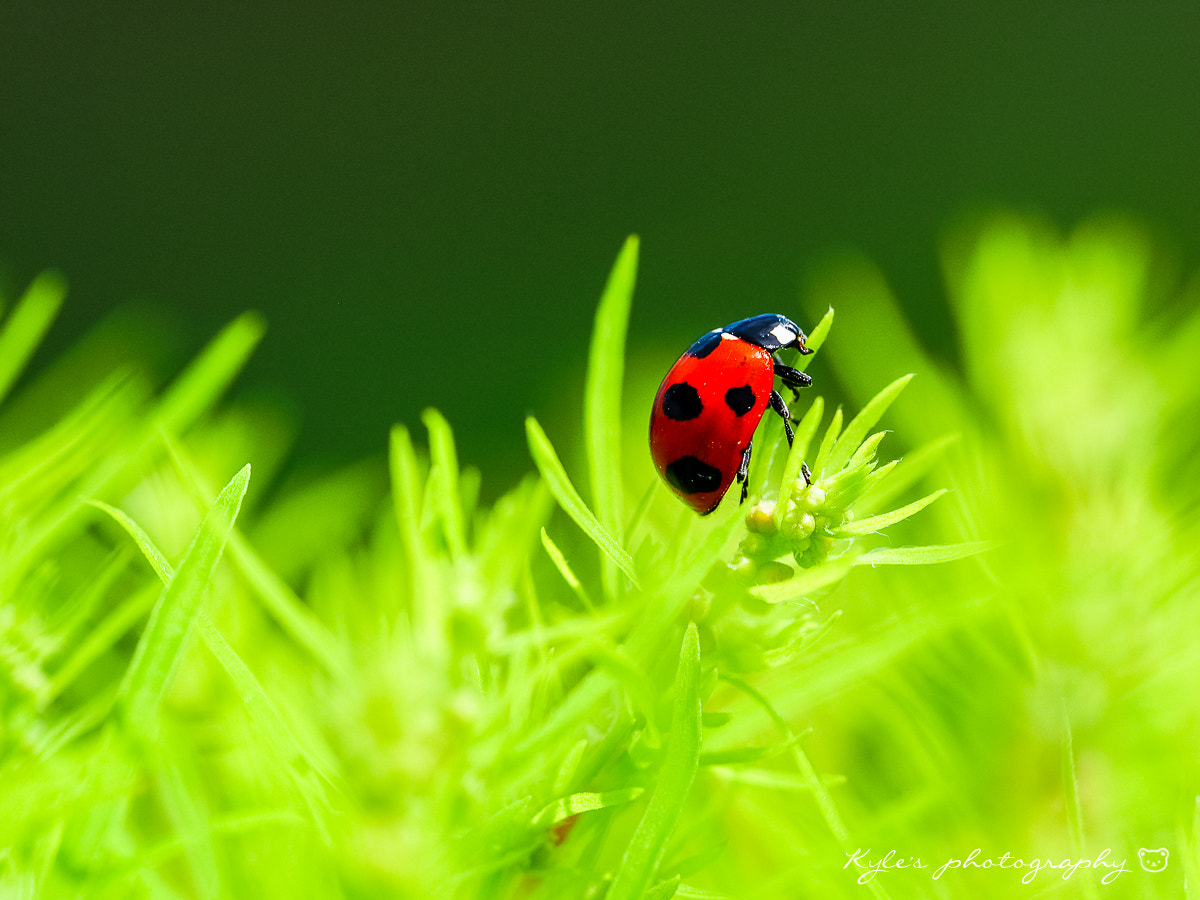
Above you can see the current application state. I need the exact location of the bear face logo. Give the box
[1138,848,1169,872]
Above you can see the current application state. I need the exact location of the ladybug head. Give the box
[724,314,812,355]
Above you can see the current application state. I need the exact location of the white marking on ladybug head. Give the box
[771,322,797,345]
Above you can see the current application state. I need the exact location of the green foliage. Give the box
[3,213,1200,899]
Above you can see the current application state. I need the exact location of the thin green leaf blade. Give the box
[775,396,825,530]
[389,423,426,569]
[856,432,959,515]
[750,559,855,604]
[87,495,325,777]
[608,623,702,900]
[422,408,468,558]
[854,541,996,566]
[834,488,946,537]
[810,406,843,476]
[159,433,347,678]
[823,373,913,474]
[119,464,251,739]
[540,527,594,609]
[532,787,644,827]
[585,235,639,595]
[643,876,681,900]
[795,306,834,373]
[156,313,265,433]
[0,271,66,406]
[526,416,639,588]
[192,614,332,782]
[86,499,175,584]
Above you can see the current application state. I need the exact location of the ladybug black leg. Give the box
[769,390,795,447]
[772,356,798,399]
[773,361,812,401]
[736,440,752,503]
[801,461,812,486]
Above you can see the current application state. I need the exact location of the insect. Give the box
[649,313,813,515]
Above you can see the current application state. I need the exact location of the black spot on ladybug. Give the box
[664,456,723,495]
[687,331,722,359]
[661,382,703,421]
[724,385,755,417]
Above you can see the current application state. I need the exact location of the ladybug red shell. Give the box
[649,314,813,515]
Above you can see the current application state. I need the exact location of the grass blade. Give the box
[156,313,265,434]
[390,423,427,577]
[585,235,639,597]
[855,432,958,514]
[422,408,467,558]
[834,488,946,537]
[540,527,594,610]
[810,406,843,476]
[1062,710,1102,900]
[526,416,639,588]
[775,396,825,530]
[855,541,996,566]
[796,306,834,373]
[160,433,348,678]
[750,559,855,604]
[119,464,251,739]
[86,499,174,583]
[823,373,913,474]
[90,496,335,781]
[0,271,66,406]
[608,623,702,900]
[45,586,159,707]
[532,788,644,827]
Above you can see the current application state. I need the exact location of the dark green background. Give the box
[3,4,1199,483]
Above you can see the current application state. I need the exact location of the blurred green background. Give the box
[3,3,1200,483]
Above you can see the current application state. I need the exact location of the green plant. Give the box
[3,212,1198,899]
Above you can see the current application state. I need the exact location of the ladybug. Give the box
[649,314,813,515]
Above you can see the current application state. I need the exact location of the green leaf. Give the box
[1061,712,1099,900]
[154,746,222,899]
[422,408,468,558]
[0,271,66,406]
[823,373,913,474]
[532,787,644,827]
[644,876,682,900]
[193,612,333,783]
[85,499,174,584]
[45,586,158,707]
[540,527,594,609]
[854,541,996,566]
[585,235,639,596]
[119,464,251,739]
[552,739,589,796]
[708,767,845,792]
[161,433,347,679]
[526,416,639,588]
[833,488,946,537]
[845,430,886,471]
[855,432,959,514]
[699,745,777,766]
[795,306,834,373]
[750,559,855,604]
[775,396,825,530]
[156,312,265,434]
[227,532,349,679]
[389,423,434,631]
[96,468,332,780]
[810,406,843,476]
[608,623,702,900]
